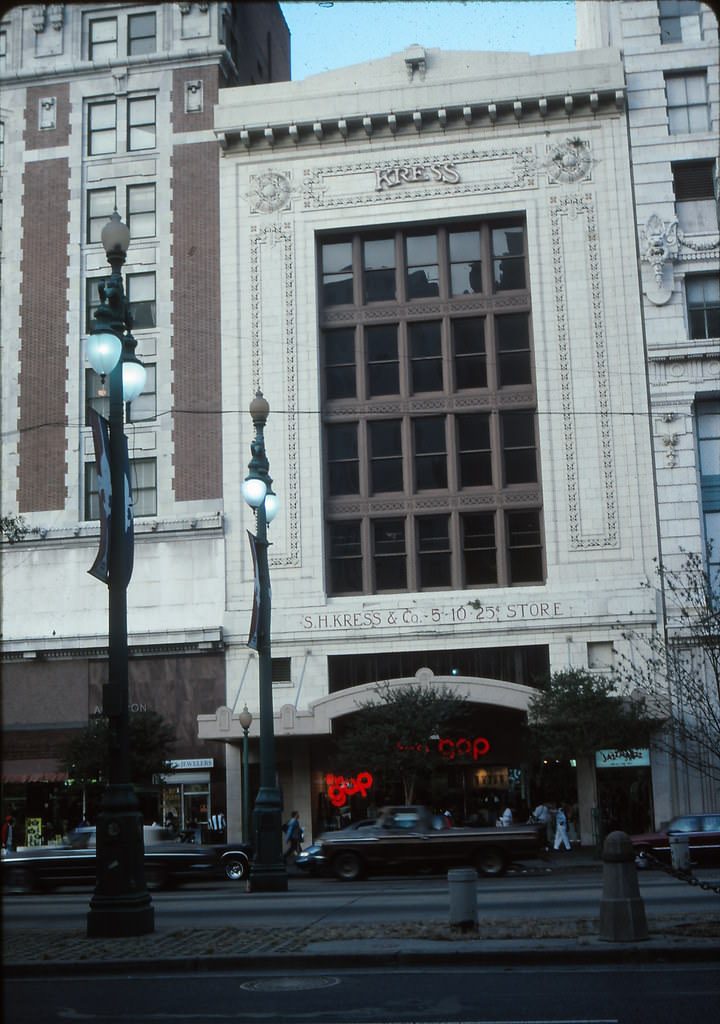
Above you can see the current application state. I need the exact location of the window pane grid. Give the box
[321,220,542,594]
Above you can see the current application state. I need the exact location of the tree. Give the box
[615,551,720,785]
[1,513,28,544]
[526,669,651,764]
[333,680,468,805]
[60,710,177,788]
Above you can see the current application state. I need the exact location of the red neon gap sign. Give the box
[396,736,491,761]
[325,772,373,808]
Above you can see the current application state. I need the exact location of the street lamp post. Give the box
[241,392,287,892]
[238,704,253,845]
[85,212,153,937]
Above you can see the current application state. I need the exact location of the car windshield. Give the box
[669,817,700,833]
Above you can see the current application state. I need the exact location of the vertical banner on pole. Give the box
[247,530,260,650]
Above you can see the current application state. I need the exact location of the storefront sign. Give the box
[25,817,43,847]
[595,748,650,768]
[397,736,491,761]
[169,758,214,770]
[302,601,562,632]
[325,772,374,807]
[375,162,460,191]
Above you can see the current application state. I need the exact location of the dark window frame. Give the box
[320,219,543,595]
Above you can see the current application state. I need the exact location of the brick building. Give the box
[0,2,289,835]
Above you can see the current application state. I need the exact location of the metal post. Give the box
[244,395,287,892]
[241,714,251,845]
[87,216,153,937]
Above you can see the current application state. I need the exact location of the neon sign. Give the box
[325,772,374,808]
[396,736,491,761]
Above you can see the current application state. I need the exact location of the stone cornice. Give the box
[1,627,225,662]
[216,87,625,152]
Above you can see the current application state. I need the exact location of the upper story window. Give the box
[86,272,156,332]
[89,18,117,61]
[87,11,157,61]
[673,160,718,233]
[85,457,157,519]
[320,219,543,596]
[659,0,702,44]
[687,274,720,339]
[87,184,156,243]
[128,12,156,55]
[665,71,711,134]
[87,97,156,157]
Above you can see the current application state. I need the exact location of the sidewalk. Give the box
[4,853,720,975]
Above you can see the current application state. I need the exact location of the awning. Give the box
[2,759,68,784]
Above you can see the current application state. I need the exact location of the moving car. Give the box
[631,813,720,868]
[317,805,546,881]
[1,826,252,893]
[296,818,376,875]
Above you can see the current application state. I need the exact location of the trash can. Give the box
[669,834,690,872]
[448,867,478,931]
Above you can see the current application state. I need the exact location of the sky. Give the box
[279,0,577,80]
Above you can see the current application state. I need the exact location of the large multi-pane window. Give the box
[687,274,720,339]
[665,71,711,134]
[321,219,543,595]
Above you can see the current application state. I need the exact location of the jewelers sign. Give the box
[595,749,650,768]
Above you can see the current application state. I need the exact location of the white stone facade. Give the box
[577,1,720,821]
[203,44,661,841]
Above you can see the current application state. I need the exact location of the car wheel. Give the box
[144,865,169,891]
[223,854,249,881]
[635,847,652,869]
[475,847,506,877]
[3,866,34,894]
[332,851,364,882]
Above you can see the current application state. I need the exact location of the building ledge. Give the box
[1,627,225,662]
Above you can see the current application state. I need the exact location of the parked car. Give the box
[317,806,546,881]
[296,819,376,875]
[631,813,720,868]
[1,826,252,894]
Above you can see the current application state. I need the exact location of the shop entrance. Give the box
[161,772,211,834]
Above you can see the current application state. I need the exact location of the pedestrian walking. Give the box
[553,803,571,850]
[284,810,303,863]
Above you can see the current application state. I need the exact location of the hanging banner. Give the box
[247,530,260,650]
[88,409,111,583]
[88,409,134,586]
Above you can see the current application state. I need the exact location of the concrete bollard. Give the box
[448,867,478,931]
[599,830,648,942]
[669,834,690,873]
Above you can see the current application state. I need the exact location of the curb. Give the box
[5,938,720,977]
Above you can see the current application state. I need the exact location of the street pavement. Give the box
[4,850,720,975]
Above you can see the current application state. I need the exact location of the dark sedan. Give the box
[631,812,720,868]
[1,827,252,893]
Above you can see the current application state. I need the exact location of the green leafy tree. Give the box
[60,711,177,788]
[615,551,720,785]
[526,669,651,763]
[334,681,468,805]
